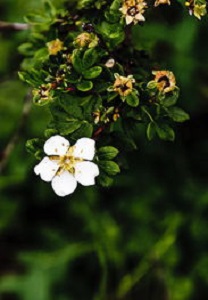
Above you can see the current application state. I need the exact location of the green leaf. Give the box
[98,173,114,187]
[59,96,83,119]
[18,42,34,56]
[126,92,139,107]
[71,122,93,139]
[104,10,120,23]
[18,71,36,86]
[26,138,44,159]
[44,129,58,138]
[147,80,157,90]
[34,47,49,61]
[98,146,119,160]
[160,89,179,107]
[72,49,83,73]
[82,66,102,79]
[77,80,93,91]
[146,122,156,141]
[155,123,175,141]
[57,120,82,135]
[167,107,190,122]
[110,0,122,11]
[99,161,120,176]
[97,21,125,49]
[24,13,50,24]
[82,48,98,69]
[65,73,80,83]
[44,0,57,17]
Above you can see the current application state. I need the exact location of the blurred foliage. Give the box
[1,1,208,300]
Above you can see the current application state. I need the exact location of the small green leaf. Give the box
[24,13,50,24]
[82,66,102,79]
[98,146,119,160]
[57,120,82,135]
[147,122,156,141]
[71,122,93,139]
[18,71,36,85]
[98,173,114,187]
[18,43,34,56]
[65,73,80,83]
[26,138,44,159]
[59,96,83,119]
[126,92,139,107]
[99,161,120,176]
[82,48,98,69]
[77,80,93,91]
[167,107,190,122]
[44,129,58,138]
[155,123,175,141]
[147,80,157,90]
[160,89,179,107]
[44,0,57,17]
[34,47,49,61]
[72,49,83,73]
[110,0,122,11]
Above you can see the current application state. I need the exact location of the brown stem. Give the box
[92,124,107,140]
[0,21,29,32]
[0,90,32,174]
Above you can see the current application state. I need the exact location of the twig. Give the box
[0,21,29,32]
[0,90,32,174]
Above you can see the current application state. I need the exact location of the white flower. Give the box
[34,135,99,197]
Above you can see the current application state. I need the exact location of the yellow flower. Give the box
[113,73,135,97]
[151,70,176,93]
[193,4,206,20]
[119,0,148,25]
[154,0,171,7]
[47,39,64,56]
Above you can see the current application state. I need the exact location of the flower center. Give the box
[50,146,83,175]
[117,83,129,92]
[127,6,138,16]
[157,75,170,89]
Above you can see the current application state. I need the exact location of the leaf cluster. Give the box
[19,0,189,185]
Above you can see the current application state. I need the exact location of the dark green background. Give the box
[1,1,208,299]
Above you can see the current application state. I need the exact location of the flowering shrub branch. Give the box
[18,0,195,196]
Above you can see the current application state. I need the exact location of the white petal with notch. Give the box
[34,157,59,182]
[51,171,77,196]
[44,135,69,156]
[73,138,95,160]
[74,161,99,186]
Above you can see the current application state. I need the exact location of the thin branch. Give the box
[0,21,29,32]
[0,90,32,174]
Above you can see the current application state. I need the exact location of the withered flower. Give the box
[119,0,148,25]
[74,32,99,48]
[154,0,171,7]
[150,71,176,93]
[112,73,135,98]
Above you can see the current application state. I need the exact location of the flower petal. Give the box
[34,157,59,182]
[126,15,133,25]
[44,135,69,156]
[74,161,99,186]
[135,13,145,22]
[51,171,77,197]
[73,138,95,160]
